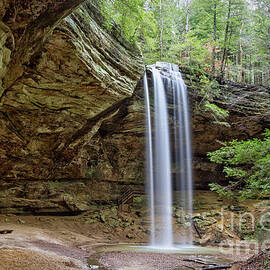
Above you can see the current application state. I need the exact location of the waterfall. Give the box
[144,62,193,248]
[152,67,173,247]
[170,64,193,245]
[144,72,155,245]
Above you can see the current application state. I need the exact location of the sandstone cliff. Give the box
[185,68,270,188]
[0,1,269,214]
[0,1,143,180]
[0,0,144,213]
[84,67,270,190]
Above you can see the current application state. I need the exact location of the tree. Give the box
[97,0,270,86]
[211,0,217,75]
[159,0,163,58]
[220,0,232,77]
[252,0,270,85]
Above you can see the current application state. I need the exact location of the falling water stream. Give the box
[88,63,241,270]
[144,72,155,245]
[144,62,193,248]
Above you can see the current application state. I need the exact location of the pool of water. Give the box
[130,244,225,254]
[96,243,240,255]
[90,243,253,270]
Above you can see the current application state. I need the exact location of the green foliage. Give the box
[97,0,269,86]
[223,167,247,178]
[199,75,220,97]
[168,30,210,67]
[204,102,229,119]
[195,74,230,127]
[98,0,145,44]
[209,182,234,198]
[204,101,230,127]
[208,129,270,199]
[133,196,143,203]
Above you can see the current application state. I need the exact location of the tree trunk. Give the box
[211,1,217,76]
[220,0,232,78]
[185,0,190,33]
[239,22,244,82]
[159,0,163,59]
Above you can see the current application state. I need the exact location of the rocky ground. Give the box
[0,191,269,269]
[236,248,270,269]
[0,219,242,270]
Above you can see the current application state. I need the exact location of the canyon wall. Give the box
[0,0,144,213]
[0,1,143,180]
[86,68,270,191]
[0,1,269,214]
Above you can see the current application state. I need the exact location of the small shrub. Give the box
[208,129,270,200]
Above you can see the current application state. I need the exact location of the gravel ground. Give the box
[98,250,233,270]
[236,248,270,270]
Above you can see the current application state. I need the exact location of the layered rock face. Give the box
[188,74,270,188]
[0,1,144,213]
[0,0,87,92]
[0,1,269,214]
[80,68,270,190]
[0,1,143,180]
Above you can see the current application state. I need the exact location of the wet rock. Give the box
[228,205,248,212]
[176,218,182,224]
[174,209,184,218]
[192,213,202,219]
[145,230,151,235]
[195,217,218,228]
[183,222,192,228]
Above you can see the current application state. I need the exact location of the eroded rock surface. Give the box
[85,68,270,190]
[0,1,143,180]
[88,69,270,189]
[187,71,270,187]
[0,1,269,214]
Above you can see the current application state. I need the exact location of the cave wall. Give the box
[0,1,269,214]
[0,0,88,92]
[0,1,143,180]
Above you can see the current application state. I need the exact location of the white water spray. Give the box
[144,72,155,245]
[144,62,193,248]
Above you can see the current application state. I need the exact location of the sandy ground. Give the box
[0,212,259,270]
[0,223,94,270]
[0,248,84,270]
